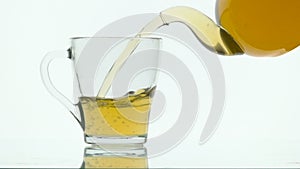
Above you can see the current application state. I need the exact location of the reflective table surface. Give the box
[1,137,300,168]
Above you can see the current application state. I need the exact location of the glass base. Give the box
[85,135,147,144]
[84,144,147,157]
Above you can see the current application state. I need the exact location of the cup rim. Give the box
[70,36,162,40]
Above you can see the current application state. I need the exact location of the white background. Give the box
[1,0,300,167]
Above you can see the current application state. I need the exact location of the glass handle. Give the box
[40,50,77,117]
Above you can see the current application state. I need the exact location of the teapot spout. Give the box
[160,6,244,55]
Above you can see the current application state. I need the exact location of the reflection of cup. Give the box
[41,37,160,144]
[81,144,148,168]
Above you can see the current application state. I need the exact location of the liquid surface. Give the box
[97,6,243,97]
[216,0,300,56]
[80,87,155,136]
[84,156,148,168]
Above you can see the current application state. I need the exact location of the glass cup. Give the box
[41,37,161,144]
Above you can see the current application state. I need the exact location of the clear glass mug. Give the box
[40,37,161,144]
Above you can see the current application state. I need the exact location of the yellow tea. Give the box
[79,87,155,137]
[97,6,243,97]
